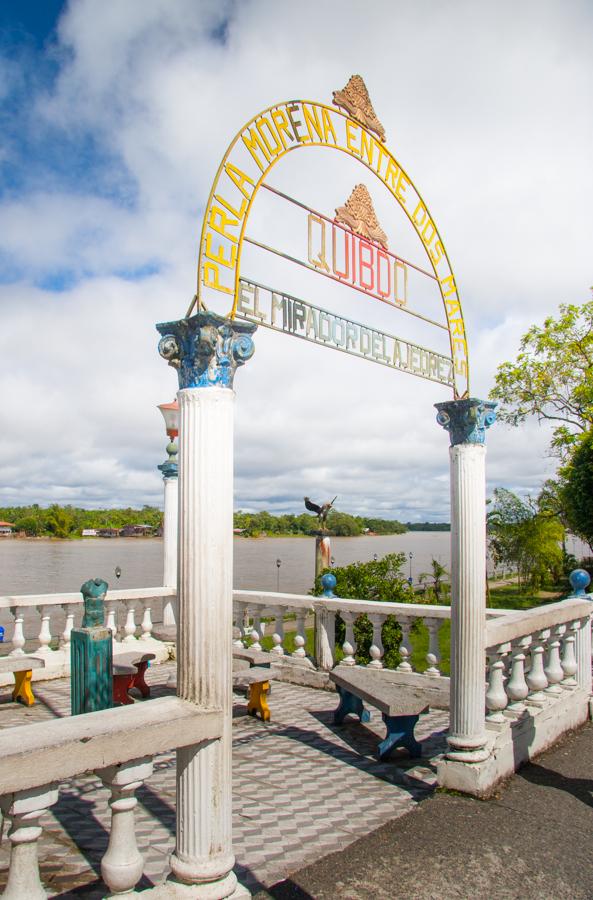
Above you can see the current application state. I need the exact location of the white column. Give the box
[576,614,592,694]
[158,311,255,899]
[436,398,496,764]
[160,453,179,627]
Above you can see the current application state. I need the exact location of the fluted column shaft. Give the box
[169,388,236,895]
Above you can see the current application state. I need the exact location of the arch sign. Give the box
[187,75,469,398]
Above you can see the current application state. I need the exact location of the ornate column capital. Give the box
[435,398,497,446]
[156,311,256,389]
[158,440,178,479]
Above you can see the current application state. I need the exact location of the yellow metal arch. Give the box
[191,99,469,398]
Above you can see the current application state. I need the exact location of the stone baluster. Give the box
[576,615,592,694]
[397,619,413,673]
[106,600,119,641]
[544,625,565,695]
[140,602,155,642]
[233,604,246,647]
[505,636,531,715]
[425,618,442,676]
[436,399,495,765]
[252,611,262,641]
[292,611,307,659]
[9,607,25,656]
[560,621,579,687]
[270,608,285,656]
[36,605,54,656]
[123,601,137,643]
[339,611,356,666]
[96,757,154,897]
[0,784,59,900]
[485,643,509,723]
[315,606,336,670]
[60,603,76,652]
[367,614,384,669]
[249,628,262,652]
[525,629,549,706]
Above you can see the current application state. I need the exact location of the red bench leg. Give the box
[132,661,150,698]
[113,674,135,705]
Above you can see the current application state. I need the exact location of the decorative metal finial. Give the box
[304,495,337,532]
[335,184,388,249]
[332,75,386,142]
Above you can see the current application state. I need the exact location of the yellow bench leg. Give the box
[13,669,35,706]
[247,681,270,722]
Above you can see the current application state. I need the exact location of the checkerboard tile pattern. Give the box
[0,661,448,896]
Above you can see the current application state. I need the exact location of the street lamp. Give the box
[158,399,180,619]
[158,399,179,446]
[330,556,335,567]
[373,553,378,562]
[408,551,413,585]
[276,558,282,592]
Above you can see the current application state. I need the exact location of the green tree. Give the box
[419,559,449,603]
[46,505,76,539]
[557,430,593,549]
[490,295,593,458]
[325,510,363,536]
[488,488,564,591]
[13,515,41,536]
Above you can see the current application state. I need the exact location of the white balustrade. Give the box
[505,637,531,714]
[140,602,154,642]
[425,618,442,677]
[97,757,154,896]
[9,606,25,656]
[60,603,76,652]
[123,601,137,643]
[250,628,262,652]
[339,611,357,666]
[525,630,549,706]
[271,607,285,655]
[0,785,59,900]
[397,619,413,673]
[560,621,578,687]
[35,605,54,656]
[544,625,565,695]
[292,612,307,658]
[106,600,119,640]
[485,644,509,723]
[367,614,384,669]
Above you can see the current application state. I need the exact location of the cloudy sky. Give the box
[0,0,591,521]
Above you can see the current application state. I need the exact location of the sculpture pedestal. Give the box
[70,627,113,715]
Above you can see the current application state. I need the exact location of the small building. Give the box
[120,524,153,537]
[0,521,14,535]
[81,528,98,537]
[97,528,120,538]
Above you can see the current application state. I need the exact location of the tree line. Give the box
[488,289,593,589]
[1,504,409,539]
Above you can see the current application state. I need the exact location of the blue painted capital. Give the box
[435,398,497,446]
[156,311,256,389]
[569,568,591,598]
[321,573,337,598]
[158,460,178,479]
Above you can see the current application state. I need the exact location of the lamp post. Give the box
[373,553,378,562]
[157,400,179,626]
[408,551,413,585]
[276,558,281,592]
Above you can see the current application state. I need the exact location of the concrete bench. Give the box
[330,667,449,761]
[0,655,45,707]
[112,652,156,705]
[168,665,277,722]
[232,646,272,668]
[232,666,278,722]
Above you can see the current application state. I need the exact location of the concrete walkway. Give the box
[255,722,593,900]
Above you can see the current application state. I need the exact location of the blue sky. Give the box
[0,0,592,519]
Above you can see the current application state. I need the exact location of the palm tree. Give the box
[419,558,449,603]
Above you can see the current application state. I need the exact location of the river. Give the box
[0,532,451,596]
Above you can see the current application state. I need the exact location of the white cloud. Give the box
[0,0,591,518]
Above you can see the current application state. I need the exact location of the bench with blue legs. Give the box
[330,667,449,761]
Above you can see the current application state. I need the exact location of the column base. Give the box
[143,872,249,899]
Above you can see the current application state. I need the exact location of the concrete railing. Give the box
[0,698,222,897]
[233,589,511,675]
[0,587,175,684]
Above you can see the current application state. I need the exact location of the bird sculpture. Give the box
[304,496,337,531]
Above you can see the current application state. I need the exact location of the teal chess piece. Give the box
[71,577,113,715]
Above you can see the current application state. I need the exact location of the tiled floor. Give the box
[0,662,449,897]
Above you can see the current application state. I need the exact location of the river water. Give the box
[0,532,451,596]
